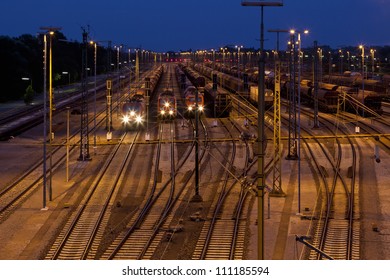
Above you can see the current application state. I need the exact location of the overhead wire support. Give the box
[286,31,298,160]
[268,29,288,196]
[78,26,91,161]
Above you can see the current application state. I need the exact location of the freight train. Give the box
[121,66,163,128]
[157,88,177,119]
[175,65,204,117]
[192,63,274,109]
[286,80,383,115]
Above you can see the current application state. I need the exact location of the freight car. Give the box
[249,85,274,109]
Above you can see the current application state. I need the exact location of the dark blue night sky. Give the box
[1,0,389,51]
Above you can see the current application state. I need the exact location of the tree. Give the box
[23,84,34,105]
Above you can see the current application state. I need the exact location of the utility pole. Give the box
[241,0,283,260]
[191,88,203,202]
[78,27,91,161]
[286,30,298,160]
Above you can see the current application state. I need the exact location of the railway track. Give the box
[45,131,139,259]
[95,64,201,259]
[293,107,359,260]
[0,69,155,225]
[0,104,109,224]
[192,118,255,260]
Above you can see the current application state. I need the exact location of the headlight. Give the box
[130,111,135,117]
[135,116,143,123]
[188,106,193,111]
[164,102,170,108]
[169,110,174,115]
[122,115,129,124]
[160,110,165,115]
[199,105,204,111]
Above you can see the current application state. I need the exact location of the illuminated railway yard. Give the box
[0,60,389,261]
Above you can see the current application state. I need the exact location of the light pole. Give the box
[293,29,309,214]
[90,41,97,154]
[339,49,343,75]
[370,48,376,77]
[21,77,32,86]
[40,26,61,200]
[359,45,365,117]
[235,45,243,74]
[241,0,283,260]
[42,33,48,210]
[62,72,70,85]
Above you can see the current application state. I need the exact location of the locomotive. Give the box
[175,65,204,117]
[121,66,163,128]
[157,88,177,119]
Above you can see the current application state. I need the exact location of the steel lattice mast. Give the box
[78,27,91,161]
[268,29,288,196]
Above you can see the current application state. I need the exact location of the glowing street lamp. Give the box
[359,45,365,117]
[90,41,97,154]
[241,0,283,260]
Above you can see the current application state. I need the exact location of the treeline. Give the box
[0,32,112,103]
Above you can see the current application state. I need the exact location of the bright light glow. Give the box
[122,116,129,124]
[130,111,135,117]
[160,110,165,115]
[199,105,204,111]
[188,106,193,111]
[135,116,143,123]
[164,102,170,108]
[169,110,174,115]
[304,30,309,34]
[290,29,295,34]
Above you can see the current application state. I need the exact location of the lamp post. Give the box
[40,26,61,200]
[42,33,48,210]
[339,49,343,75]
[293,29,309,214]
[62,72,70,85]
[241,0,283,260]
[21,77,32,86]
[359,45,365,117]
[370,48,376,77]
[90,41,97,154]
[235,45,243,74]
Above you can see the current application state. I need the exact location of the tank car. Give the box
[343,89,383,116]
[182,65,206,88]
